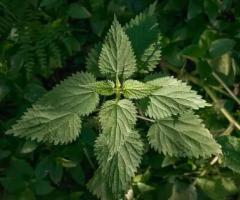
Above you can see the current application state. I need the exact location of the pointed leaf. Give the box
[6,105,82,145]
[6,72,99,144]
[125,2,161,72]
[123,80,158,99]
[95,99,143,196]
[39,72,99,116]
[146,76,210,119]
[218,136,240,173]
[99,99,137,150]
[99,18,136,79]
[95,131,143,196]
[148,112,222,158]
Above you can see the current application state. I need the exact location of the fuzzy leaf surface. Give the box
[95,131,143,196]
[99,99,137,150]
[148,112,222,158]
[146,76,209,119]
[123,80,158,99]
[39,72,99,116]
[6,72,99,144]
[125,2,161,72]
[95,99,143,196]
[99,18,136,79]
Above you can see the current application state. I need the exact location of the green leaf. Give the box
[148,112,222,158]
[20,141,38,154]
[99,18,136,79]
[95,99,143,196]
[49,161,63,184]
[87,168,114,200]
[187,0,202,19]
[169,181,197,200]
[197,177,238,200]
[181,44,206,60]
[125,2,161,72]
[68,3,91,19]
[218,136,240,173]
[204,0,220,20]
[90,80,115,96]
[33,180,54,195]
[146,76,210,119]
[99,99,137,150]
[6,72,99,145]
[0,177,27,193]
[7,106,82,145]
[69,165,85,186]
[39,72,99,116]
[86,43,102,77]
[209,38,236,58]
[95,131,143,196]
[123,80,158,99]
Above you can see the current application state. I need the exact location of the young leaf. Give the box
[99,18,136,79]
[6,72,99,144]
[95,131,143,196]
[125,2,161,72]
[218,136,240,173]
[90,80,115,96]
[123,80,158,99]
[146,76,209,119]
[99,99,137,150]
[148,112,221,158]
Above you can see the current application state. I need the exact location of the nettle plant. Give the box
[6,4,221,200]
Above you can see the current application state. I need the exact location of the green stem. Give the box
[83,147,95,170]
[137,115,155,123]
[212,72,240,105]
[115,76,121,100]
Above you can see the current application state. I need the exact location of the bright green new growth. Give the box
[6,3,222,200]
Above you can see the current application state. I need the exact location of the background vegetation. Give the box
[0,0,240,199]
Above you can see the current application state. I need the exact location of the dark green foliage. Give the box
[1,0,240,199]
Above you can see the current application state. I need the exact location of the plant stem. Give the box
[137,115,155,123]
[212,72,240,105]
[83,147,95,170]
[115,76,121,100]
